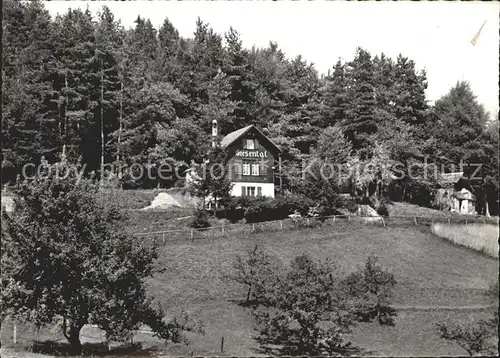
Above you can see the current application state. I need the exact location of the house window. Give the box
[244,139,255,149]
[242,163,251,176]
[251,163,260,176]
[242,186,258,197]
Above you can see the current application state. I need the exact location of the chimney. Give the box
[212,119,218,148]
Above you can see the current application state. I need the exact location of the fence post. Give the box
[222,223,225,235]
[448,218,451,224]
[348,215,351,222]
[307,218,310,227]
[252,223,255,233]
[280,220,283,231]
[13,323,17,344]
[382,218,386,227]
[190,229,194,241]
[414,217,417,225]
[333,215,336,223]
[465,218,468,225]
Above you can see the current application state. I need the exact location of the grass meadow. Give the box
[431,223,499,258]
[2,192,498,357]
[145,222,498,356]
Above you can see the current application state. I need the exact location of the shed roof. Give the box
[438,172,464,186]
[453,188,476,201]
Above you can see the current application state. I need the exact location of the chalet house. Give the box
[434,172,476,215]
[186,121,282,204]
[220,123,281,198]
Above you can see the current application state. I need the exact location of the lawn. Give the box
[145,222,498,356]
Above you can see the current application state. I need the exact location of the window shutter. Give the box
[241,186,246,196]
[257,187,262,197]
[260,161,267,175]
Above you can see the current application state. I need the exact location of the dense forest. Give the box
[2,1,498,210]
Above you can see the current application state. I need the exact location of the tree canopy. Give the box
[1,159,194,354]
[2,1,497,211]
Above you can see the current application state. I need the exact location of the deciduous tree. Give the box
[1,160,192,354]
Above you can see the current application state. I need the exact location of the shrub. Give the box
[215,206,245,222]
[377,203,389,216]
[405,180,437,208]
[359,195,390,216]
[437,319,497,356]
[243,197,277,223]
[274,193,316,217]
[437,275,498,356]
[229,245,283,304]
[344,198,359,213]
[253,254,357,356]
[224,194,316,224]
[221,192,360,223]
[342,256,397,325]
[174,179,185,188]
[190,208,211,229]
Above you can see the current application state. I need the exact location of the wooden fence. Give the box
[132,214,499,244]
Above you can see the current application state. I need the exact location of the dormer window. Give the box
[244,139,255,150]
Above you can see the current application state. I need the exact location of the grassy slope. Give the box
[97,189,163,210]
[2,224,497,356]
[3,196,498,356]
[147,222,498,356]
[432,223,499,257]
[389,201,481,219]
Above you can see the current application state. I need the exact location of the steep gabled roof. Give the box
[220,125,281,153]
[220,125,253,148]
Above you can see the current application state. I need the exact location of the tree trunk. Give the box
[117,80,123,179]
[68,328,83,355]
[62,71,68,159]
[62,318,83,355]
[485,198,490,217]
[100,62,105,186]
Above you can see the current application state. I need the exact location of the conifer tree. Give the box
[342,48,377,156]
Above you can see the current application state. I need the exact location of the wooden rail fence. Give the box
[132,214,499,244]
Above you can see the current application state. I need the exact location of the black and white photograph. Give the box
[1,0,499,356]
